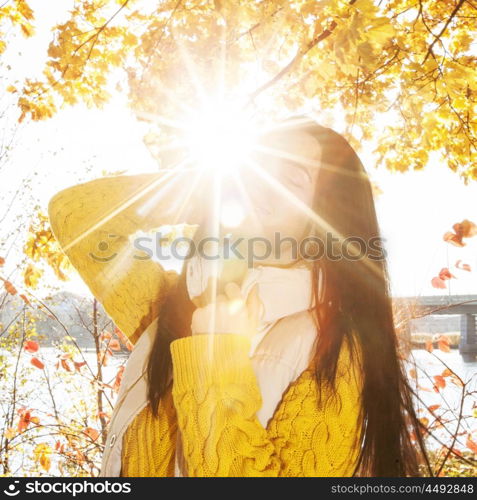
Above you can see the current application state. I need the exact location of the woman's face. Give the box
[219,128,322,261]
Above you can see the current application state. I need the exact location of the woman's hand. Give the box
[191,282,262,337]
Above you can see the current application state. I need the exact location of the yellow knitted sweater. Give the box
[120,333,364,477]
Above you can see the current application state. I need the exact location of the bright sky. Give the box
[1,0,476,300]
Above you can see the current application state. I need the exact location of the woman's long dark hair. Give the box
[146,114,432,477]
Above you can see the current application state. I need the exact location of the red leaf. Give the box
[444,219,477,247]
[458,219,477,238]
[113,366,125,392]
[438,268,456,280]
[31,357,44,370]
[108,339,121,351]
[466,434,477,454]
[4,280,17,295]
[24,340,39,353]
[20,293,31,305]
[437,336,451,353]
[455,260,472,272]
[431,277,446,289]
[433,375,446,389]
[83,427,100,441]
[60,359,72,372]
[73,361,87,371]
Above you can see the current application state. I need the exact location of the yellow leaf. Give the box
[33,443,52,472]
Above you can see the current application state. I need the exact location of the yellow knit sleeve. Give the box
[47,172,201,344]
[170,333,282,477]
[169,333,364,477]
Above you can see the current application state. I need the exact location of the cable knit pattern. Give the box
[121,385,178,477]
[47,174,184,345]
[121,333,364,477]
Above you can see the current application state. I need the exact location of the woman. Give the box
[48,114,431,477]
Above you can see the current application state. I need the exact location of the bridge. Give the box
[393,294,477,362]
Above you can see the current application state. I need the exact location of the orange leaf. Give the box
[113,365,125,392]
[419,417,429,428]
[4,427,16,439]
[0,256,5,266]
[31,357,44,370]
[24,340,39,353]
[431,277,446,289]
[425,339,434,352]
[109,339,121,351]
[408,368,418,379]
[455,260,472,272]
[450,374,464,387]
[466,434,477,454]
[437,336,451,353]
[433,375,446,389]
[459,219,477,238]
[4,280,17,295]
[19,293,31,305]
[60,359,72,372]
[428,404,441,412]
[441,368,453,377]
[438,268,456,280]
[83,427,100,441]
[74,361,87,371]
[100,330,112,341]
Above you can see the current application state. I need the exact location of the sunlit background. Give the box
[1,0,476,300]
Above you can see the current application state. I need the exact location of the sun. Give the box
[181,100,261,177]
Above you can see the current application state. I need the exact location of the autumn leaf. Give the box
[419,417,429,428]
[24,340,39,353]
[108,338,121,351]
[437,335,451,353]
[73,360,87,371]
[425,339,434,352]
[60,359,72,372]
[83,427,100,441]
[23,262,43,288]
[19,293,31,305]
[4,427,16,439]
[18,409,39,432]
[31,357,45,370]
[450,374,464,387]
[0,256,5,266]
[428,404,441,412]
[431,276,446,289]
[4,280,18,295]
[438,268,456,281]
[113,365,125,393]
[444,220,477,247]
[433,375,446,390]
[34,443,52,472]
[466,434,477,454]
[455,260,472,272]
